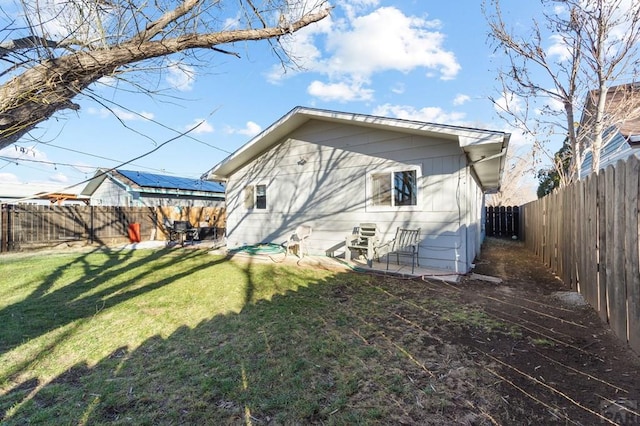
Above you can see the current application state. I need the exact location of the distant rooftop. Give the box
[117,170,224,193]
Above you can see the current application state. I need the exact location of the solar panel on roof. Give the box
[118,170,224,193]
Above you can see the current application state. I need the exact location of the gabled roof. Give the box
[82,169,224,196]
[202,106,510,191]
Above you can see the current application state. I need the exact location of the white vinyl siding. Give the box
[580,127,640,178]
[90,177,224,207]
[224,119,474,272]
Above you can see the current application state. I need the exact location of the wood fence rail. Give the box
[522,156,640,353]
[0,204,226,252]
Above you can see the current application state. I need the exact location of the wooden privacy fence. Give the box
[485,205,520,238]
[522,156,640,353]
[0,204,226,252]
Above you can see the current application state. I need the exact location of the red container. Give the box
[128,223,141,243]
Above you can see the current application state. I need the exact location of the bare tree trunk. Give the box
[0,6,330,149]
[590,80,608,173]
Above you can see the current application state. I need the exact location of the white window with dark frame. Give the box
[368,167,420,210]
[244,184,267,210]
[256,184,267,209]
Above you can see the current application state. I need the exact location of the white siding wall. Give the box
[135,194,224,208]
[225,120,476,272]
[90,179,224,207]
[90,179,130,206]
[580,130,640,178]
[464,170,484,271]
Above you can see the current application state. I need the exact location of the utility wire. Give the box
[0,155,95,168]
[84,88,233,154]
[10,121,206,203]
[30,142,177,174]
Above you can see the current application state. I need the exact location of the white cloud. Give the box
[239,121,262,136]
[391,83,405,94]
[547,34,572,61]
[307,80,374,102]
[453,94,470,106]
[499,124,534,149]
[266,16,329,84]
[114,109,154,121]
[494,92,524,115]
[97,75,117,87]
[185,119,214,134]
[223,11,242,30]
[342,0,381,21]
[225,121,262,137]
[88,107,154,121]
[0,172,20,184]
[534,94,565,116]
[372,103,466,125]
[166,61,196,91]
[270,5,460,102]
[49,172,69,183]
[323,7,460,80]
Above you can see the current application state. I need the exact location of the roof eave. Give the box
[204,106,511,181]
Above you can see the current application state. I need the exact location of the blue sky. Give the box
[0,0,545,191]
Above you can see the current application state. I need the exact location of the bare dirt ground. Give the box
[445,237,640,424]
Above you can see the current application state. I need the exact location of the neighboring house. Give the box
[0,182,89,205]
[203,107,510,273]
[580,83,640,178]
[81,169,225,207]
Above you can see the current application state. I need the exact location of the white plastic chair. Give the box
[287,225,312,258]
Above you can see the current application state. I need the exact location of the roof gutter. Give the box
[467,147,508,166]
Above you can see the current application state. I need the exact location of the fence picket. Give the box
[522,156,640,352]
[0,205,226,252]
[596,170,608,321]
[611,160,627,340]
[625,156,640,353]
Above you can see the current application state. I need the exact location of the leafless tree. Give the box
[486,149,536,206]
[485,0,640,183]
[0,0,331,150]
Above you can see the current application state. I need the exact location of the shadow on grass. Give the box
[0,246,240,385]
[0,264,380,424]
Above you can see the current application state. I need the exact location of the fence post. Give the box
[0,204,7,253]
[90,205,94,244]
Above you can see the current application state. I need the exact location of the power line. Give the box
[84,88,233,154]
[0,155,95,169]
[10,120,208,203]
[38,142,177,174]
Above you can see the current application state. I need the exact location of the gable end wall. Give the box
[225,120,481,272]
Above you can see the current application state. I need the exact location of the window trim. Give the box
[243,183,269,212]
[255,184,267,210]
[366,165,421,212]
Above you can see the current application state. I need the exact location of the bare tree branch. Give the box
[485,0,640,184]
[0,0,331,150]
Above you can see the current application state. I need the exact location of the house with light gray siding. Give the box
[579,83,640,178]
[82,169,225,207]
[204,107,510,273]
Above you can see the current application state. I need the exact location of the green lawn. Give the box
[0,247,507,424]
